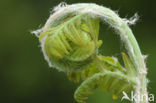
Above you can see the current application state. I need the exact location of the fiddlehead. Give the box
[39,13,102,72]
[33,2,148,103]
[74,72,136,103]
[73,53,137,103]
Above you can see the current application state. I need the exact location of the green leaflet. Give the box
[74,72,137,103]
[67,61,100,83]
[40,13,102,72]
[97,55,126,73]
[67,55,126,82]
[122,52,137,77]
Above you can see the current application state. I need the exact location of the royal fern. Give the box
[33,3,148,103]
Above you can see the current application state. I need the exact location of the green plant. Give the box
[33,3,148,103]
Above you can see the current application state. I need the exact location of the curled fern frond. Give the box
[33,3,148,103]
[40,14,102,72]
[74,72,137,103]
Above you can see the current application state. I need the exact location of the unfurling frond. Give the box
[33,3,148,103]
[74,72,137,103]
[39,14,102,72]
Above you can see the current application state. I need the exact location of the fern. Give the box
[33,3,148,103]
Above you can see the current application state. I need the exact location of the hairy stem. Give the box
[121,22,148,103]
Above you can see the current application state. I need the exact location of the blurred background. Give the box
[0,0,156,103]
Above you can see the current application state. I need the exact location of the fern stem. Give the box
[121,22,148,103]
